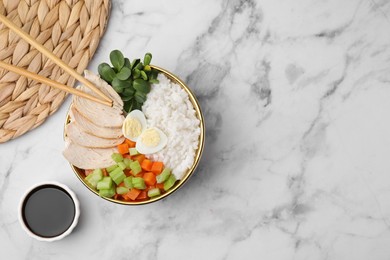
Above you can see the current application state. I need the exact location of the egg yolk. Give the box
[123,117,142,139]
[141,129,160,147]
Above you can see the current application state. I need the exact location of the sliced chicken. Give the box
[73,70,124,127]
[65,122,124,148]
[63,138,117,169]
[84,70,123,108]
[69,106,123,139]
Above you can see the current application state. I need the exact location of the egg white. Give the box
[122,109,147,142]
[136,127,168,154]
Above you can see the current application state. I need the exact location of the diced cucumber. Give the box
[147,188,161,197]
[106,164,118,173]
[92,168,102,175]
[85,169,103,188]
[164,174,176,191]
[156,168,171,184]
[129,161,142,175]
[129,148,139,156]
[123,176,133,189]
[116,186,129,195]
[109,168,126,185]
[123,158,133,169]
[132,177,146,190]
[99,185,116,198]
[111,153,123,162]
[117,161,127,170]
[109,166,123,177]
[97,176,113,190]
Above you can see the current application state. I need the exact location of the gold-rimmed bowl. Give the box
[65,66,205,205]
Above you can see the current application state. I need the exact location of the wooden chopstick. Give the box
[0,13,113,106]
[0,60,112,107]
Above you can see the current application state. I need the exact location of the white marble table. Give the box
[2,0,390,259]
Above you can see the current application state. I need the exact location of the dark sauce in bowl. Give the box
[21,185,75,238]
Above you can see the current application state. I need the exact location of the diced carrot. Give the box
[123,188,141,201]
[125,139,136,148]
[156,183,164,190]
[114,194,120,200]
[143,172,156,186]
[84,169,93,176]
[118,182,125,187]
[117,143,129,155]
[136,190,148,200]
[141,159,153,171]
[133,154,145,164]
[123,154,131,159]
[102,168,108,177]
[151,161,164,175]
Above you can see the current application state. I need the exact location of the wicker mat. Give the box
[0,0,111,143]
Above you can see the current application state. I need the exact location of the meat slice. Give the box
[69,106,123,139]
[73,70,124,127]
[63,138,117,169]
[65,122,124,148]
[84,70,123,108]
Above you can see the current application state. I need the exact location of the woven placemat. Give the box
[0,0,111,143]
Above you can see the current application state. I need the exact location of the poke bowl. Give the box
[63,56,205,205]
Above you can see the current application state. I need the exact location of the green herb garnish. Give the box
[98,50,159,112]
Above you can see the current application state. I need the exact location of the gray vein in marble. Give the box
[370,0,390,23]
[231,220,264,243]
[251,60,271,106]
[181,0,263,90]
[359,172,390,228]
[186,64,230,101]
[0,159,13,207]
[302,55,349,142]
[313,11,356,41]
[324,57,350,99]
[273,54,352,242]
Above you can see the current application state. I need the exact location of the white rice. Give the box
[142,74,201,179]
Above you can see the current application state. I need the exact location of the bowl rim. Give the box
[65,65,205,205]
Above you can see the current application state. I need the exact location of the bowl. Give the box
[18,181,80,241]
[65,66,205,205]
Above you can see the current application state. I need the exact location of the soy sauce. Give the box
[21,185,75,238]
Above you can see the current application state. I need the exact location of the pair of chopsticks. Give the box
[0,14,112,107]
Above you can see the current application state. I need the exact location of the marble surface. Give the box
[1,0,390,259]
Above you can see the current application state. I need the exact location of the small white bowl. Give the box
[18,181,80,242]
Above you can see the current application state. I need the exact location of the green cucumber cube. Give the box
[156,168,171,184]
[123,158,133,169]
[97,176,113,190]
[85,169,103,188]
[92,168,102,175]
[164,174,176,191]
[129,161,142,175]
[123,176,133,189]
[116,186,129,195]
[132,177,146,190]
[117,162,127,170]
[129,148,139,156]
[147,188,161,197]
[111,153,123,163]
[109,168,126,185]
[106,164,118,173]
[99,185,116,198]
